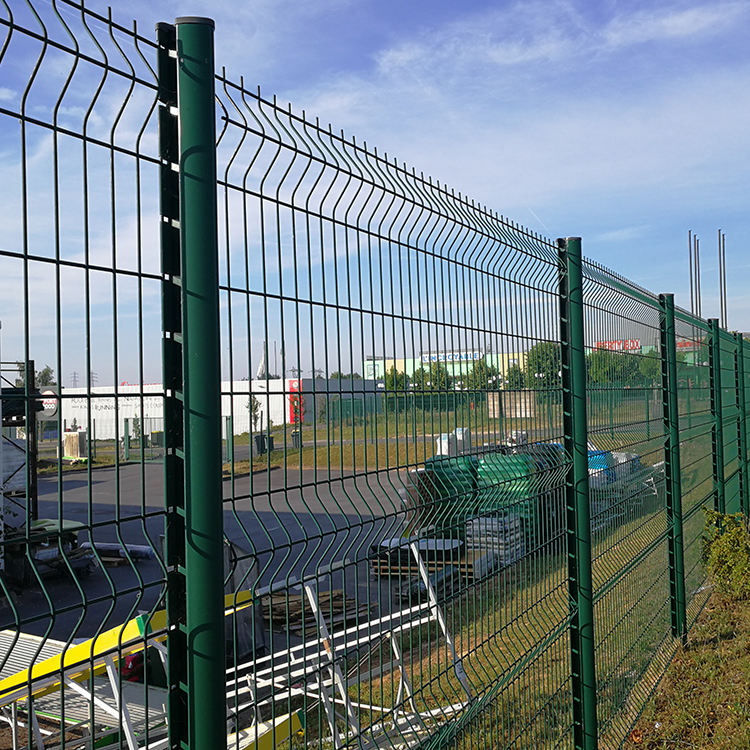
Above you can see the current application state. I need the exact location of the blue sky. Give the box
[108,0,748,325]
[1,0,748,385]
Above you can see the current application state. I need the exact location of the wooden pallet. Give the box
[371,548,484,580]
[260,589,377,633]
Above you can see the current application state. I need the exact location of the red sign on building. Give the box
[594,339,642,352]
[288,379,302,424]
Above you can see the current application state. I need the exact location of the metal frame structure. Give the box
[1,4,749,750]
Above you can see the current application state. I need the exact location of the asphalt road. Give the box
[5,462,410,642]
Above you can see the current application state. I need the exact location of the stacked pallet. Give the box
[465,515,524,567]
[261,589,377,635]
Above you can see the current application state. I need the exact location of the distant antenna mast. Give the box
[688,231,702,317]
[70,371,79,388]
[694,234,702,318]
[718,230,727,329]
[689,230,694,315]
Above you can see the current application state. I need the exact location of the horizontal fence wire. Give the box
[214,76,573,750]
[0,2,168,750]
[0,3,748,750]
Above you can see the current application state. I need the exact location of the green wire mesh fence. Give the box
[0,4,749,750]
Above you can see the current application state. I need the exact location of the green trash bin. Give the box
[422,455,479,539]
[477,453,539,550]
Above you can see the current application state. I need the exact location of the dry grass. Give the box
[624,592,750,750]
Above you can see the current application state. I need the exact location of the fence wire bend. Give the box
[0,4,747,750]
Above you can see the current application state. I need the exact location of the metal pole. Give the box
[688,230,695,315]
[696,238,702,319]
[176,17,226,749]
[558,237,597,750]
[735,332,749,516]
[25,359,38,521]
[709,319,725,514]
[722,234,728,329]
[660,294,687,642]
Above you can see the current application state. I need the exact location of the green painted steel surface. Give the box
[660,293,687,642]
[560,237,598,750]
[1,4,749,750]
[175,16,226,750]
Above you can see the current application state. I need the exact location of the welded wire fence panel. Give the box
[672,315,714,632]
[578,263,672,747]
[2,4,749,750]
[0,2,169,748]
[214,77,575,750]
[719,331,741,515]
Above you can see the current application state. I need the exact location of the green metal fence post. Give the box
[735,332,749,516]
[155,16,228,748]
[709,319,726,514]
[157,20,189,744]
[645,388,650,440]
[659,294,687,642]
[559,237,598,750]
[175,16,225,749]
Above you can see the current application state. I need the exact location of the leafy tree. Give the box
[316,394,328,423]
[384,366,408,413]
[247,395,261,431]
[330,371,363,380]
[526,342,561,389]
[638,352,661,385]
[37,365,56,387]
[15,362,56,388]
[639,349,689,386]
[411,363,453,391]
[464,359,500,391]
[587,349,641,386]
[504,364,526,390]
[384,366,408,391]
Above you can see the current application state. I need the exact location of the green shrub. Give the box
[702,510,750,600]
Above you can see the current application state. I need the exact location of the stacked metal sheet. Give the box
[465,514,525,567]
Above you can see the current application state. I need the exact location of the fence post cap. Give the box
[175,16,215,27]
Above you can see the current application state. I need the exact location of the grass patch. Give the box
[37,456,118,474]
[624,592,750,750]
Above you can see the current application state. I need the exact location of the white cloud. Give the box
[603,3,748,48]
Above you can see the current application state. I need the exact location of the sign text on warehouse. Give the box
[594,339,642,352]
[421,351,483,364]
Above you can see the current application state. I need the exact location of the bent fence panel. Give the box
[0,3,747,750]
[0,2,169,750]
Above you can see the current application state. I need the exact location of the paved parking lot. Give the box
[6,462,409,642]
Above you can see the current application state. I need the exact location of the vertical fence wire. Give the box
[0,3,748,750]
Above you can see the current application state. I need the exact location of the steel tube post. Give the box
[709,319,726,514]
[558,237,598,750]
[659,294,687,642]
[735,332,749,516]
[176,17,225,749]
